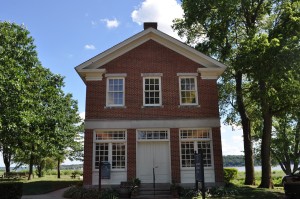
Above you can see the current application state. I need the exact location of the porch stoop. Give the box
[131,183,175,199]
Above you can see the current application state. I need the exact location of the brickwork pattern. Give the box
[127,129,136,180]
[170,128,181,183]
[212,127,224,183]
[83,129,93,185]
[85,40,219,120]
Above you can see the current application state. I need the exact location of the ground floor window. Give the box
[180,129,212,168]
[94,130,126,170]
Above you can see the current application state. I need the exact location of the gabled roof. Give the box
[75,25,227,83]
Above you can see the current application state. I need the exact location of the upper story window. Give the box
[106,76,125,107]
[142,75,162,106]
[179,76,198,105]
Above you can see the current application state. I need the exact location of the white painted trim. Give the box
[84,118,220,129]
[143,76,162,107]
[141,73,163,77]
[75,28,227,71]
[197,68,223,79]
[92,130,127,172]
[105,73,127,77]
[177,73,198,76]
[106,77,125,107]
[178,76,199,106]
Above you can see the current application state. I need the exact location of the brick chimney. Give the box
[143,22,157,30]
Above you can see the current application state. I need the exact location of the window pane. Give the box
[107,78,124,106]
[180,77,197,104]
[95,143,109,169]
[144,77,160,105]
[112,143,126,169]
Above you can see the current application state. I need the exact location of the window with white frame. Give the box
[106,77,125,106]
[137,130,169,140]
[179,77,198,105]
[180,129,212,168]
[94,130,126,170]
[143,77,161,106]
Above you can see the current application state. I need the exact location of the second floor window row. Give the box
[106,75,198,107]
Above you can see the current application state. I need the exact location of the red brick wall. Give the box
[212,127,224,184]
[85,40,219,120]
[170,128,181,183]
[127,129,136,180]
[83,129,93,185]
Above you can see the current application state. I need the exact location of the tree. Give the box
[0,21,40,172]
[271,110,300,175]
[173,0,300,188]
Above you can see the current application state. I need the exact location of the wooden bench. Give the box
[284,182,300,198]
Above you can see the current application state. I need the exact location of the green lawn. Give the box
[0,170,287,198]
[0,174,81,195]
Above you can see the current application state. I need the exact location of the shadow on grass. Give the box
[23,180,82,195]
[227,185,285,199]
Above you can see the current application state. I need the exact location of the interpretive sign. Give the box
[101,161,111,179]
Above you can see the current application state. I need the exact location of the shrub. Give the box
[63,186,119,199]
[224,168,238,184]
[0,182,23,199]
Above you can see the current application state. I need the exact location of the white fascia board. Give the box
[75,28,227,72]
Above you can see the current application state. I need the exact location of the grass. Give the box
[0,170,287,198]
[0,174,81,195]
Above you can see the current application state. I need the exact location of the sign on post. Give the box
[195,151,205,199]
[101,162,111,179]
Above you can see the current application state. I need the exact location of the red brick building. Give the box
[75,22,226,187]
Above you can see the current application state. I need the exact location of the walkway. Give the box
[22,187,69,199]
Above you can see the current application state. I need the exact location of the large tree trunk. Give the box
[235,72,255,185]
[57,159,61,179]
[259,81,273,188]
[2,146,11,173]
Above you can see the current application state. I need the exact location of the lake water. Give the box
[225,165,282,172]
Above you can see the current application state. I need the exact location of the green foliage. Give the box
[174,0,300,188]
[224,168,238,184]
[63,186,119,199]
[0,182,23,199]
[0,21,83,178]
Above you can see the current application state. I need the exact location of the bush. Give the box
[63,186,119,199]
[224,168,238,184]
[0,182,23,199]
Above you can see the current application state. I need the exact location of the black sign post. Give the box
[98,161,102,191]
[195,151,205,199]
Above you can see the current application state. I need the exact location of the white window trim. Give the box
[178,76,199,106]
[143,76,162,107]
[136,129,170,142]
[179,128,214,170]
[93,130,127,171]
[106,77,125,107]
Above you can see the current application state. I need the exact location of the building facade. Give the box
[76,22,226,186]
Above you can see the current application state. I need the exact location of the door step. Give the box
[131,183,175,199]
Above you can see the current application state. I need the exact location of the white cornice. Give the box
[197,68,225,79]
[77,69,106,83]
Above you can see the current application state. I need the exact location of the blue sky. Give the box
[0,0,243,166]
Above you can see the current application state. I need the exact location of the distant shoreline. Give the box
[225,165,282,172]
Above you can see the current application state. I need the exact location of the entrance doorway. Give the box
[136,130,170,183]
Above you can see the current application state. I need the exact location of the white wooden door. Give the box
[137,142,170,183]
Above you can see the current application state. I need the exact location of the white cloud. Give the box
[101,18,120,29]
[131,0,184,40]
[84,44,96,50]
[79,112,85,120]
[221,124,244,155]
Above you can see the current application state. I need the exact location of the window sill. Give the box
[104,106,127,109]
